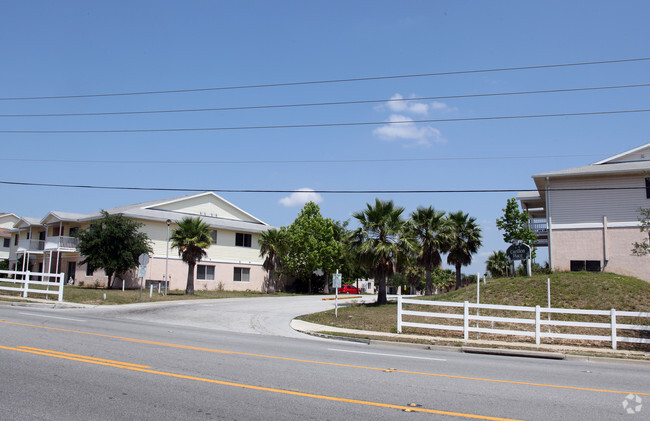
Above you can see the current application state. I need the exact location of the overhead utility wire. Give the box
[2,108,649,134]
[1,83,649,118]
[0,154,605,165]
[2,57,649,101]
[0,180,647,194]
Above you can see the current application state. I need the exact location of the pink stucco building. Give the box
[518,143,650,282]
[7,192,272,291]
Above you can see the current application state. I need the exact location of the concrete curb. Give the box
[461,346,565,360]
[291,320,650,366]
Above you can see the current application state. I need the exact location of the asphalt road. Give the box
[0,298,648,420]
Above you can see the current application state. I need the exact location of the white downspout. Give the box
[603,215,608,270]
[545,177,553,271]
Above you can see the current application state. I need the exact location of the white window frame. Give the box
[197,265,215,280]
[235,233,252,248]
[234,267,250,282]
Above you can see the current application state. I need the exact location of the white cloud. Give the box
[431,101,448,110]
[372,114,447,146]
[279,188,324,207]
[386,93,429,115]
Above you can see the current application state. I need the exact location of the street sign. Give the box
[137,265,147,278]
[506,243,530,261]
[332,273,342,288]
[138,253,150,266]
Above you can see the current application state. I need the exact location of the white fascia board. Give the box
[552,222,639,230]
[592,142,650,165]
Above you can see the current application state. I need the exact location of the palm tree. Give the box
[446,211,483,290]
[259,228,286,294]
[350,199,415,305]
[486,250,509,278]
[408,206,448,296]
[170,217,212,295]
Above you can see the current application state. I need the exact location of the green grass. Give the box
[0,282,289,305]
[298,272,650,351]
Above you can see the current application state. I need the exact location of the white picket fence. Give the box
[0,270,65,302]
[397,297,650,350]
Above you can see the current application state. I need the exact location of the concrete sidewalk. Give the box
[291,319,650,364]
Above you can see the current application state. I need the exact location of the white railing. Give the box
[17,239,46,252]
[0,270,65,302]
[397,297,650,350]
[44,236,79,250]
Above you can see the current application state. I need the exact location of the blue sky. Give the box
[2,1,650,277]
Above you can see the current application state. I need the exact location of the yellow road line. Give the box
[17,346,150,368]
[1,344,522,421]
[2,319,648,397]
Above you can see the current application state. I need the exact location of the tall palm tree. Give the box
[408,206,448,296]
[259,228,286,294]
[446,211,483,290]
[486,250,509,278]
[350,199,415,305]
[170,217,212,295]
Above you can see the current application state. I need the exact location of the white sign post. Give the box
[138,254,150,300]
[333,271,342,318]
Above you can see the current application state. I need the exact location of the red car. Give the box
[337,285,360,294]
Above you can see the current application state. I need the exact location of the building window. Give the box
[197,265,215,280]
[2,238,9,248]
[69,227,79,237]
[646,177,650,199]
[210,230,218,244]
[235,233,252,248]
[234,267,250,282]
[86,264,94,276]
[570,260,601,272]
[14,234,18,246]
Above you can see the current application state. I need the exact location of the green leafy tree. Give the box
[350,199,416,305]
[631,207,650,256]
[284,202,343,293]
[0,259,8,271]
[446,211,483,290]
[77,211,152,288]
[431,267,455,293]
[408,206,448,296]
[486,250,509,278]
[332,220,371,292]
[170,217,212,295]
[259,228,286,294]
[496,198,537,259]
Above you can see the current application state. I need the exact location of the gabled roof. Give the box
[532,143,650,180]
[13,217,43,229]
[42,192,272,233]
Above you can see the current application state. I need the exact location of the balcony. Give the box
[17,239,45,252]
[45,236,79,251]
[528,219,548,247]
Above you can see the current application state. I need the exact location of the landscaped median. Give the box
[296,272,650,357]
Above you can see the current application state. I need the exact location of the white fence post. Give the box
[58,273,64,302]
[611,308,617,350]
[535,305,541,345]
[23,272,30,298]
[397,296,403,334]
[463,301,469,340]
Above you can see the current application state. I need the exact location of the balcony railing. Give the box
[44,236,79,250]
[528,219,548,236]
[17,239,45,252]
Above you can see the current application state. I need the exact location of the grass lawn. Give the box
[298,272,650,351]
[0,281,288,305]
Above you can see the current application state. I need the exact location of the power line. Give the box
[1,82,649,118]
[2,108,649,134]
[0,154,605,165]
[0,180,646,194]
[2,57,649,101]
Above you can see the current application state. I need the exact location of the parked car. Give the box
[337,284,360,294]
